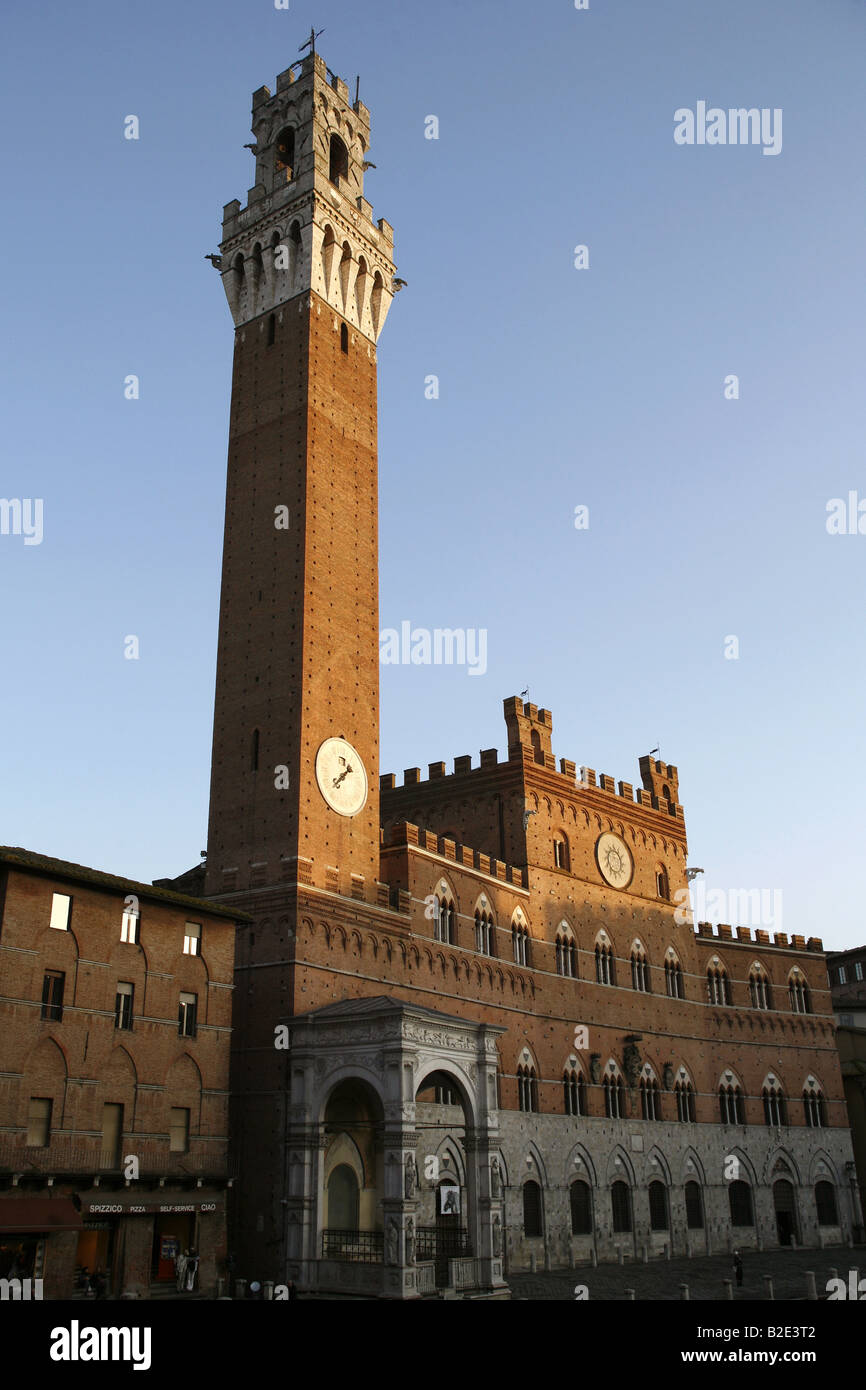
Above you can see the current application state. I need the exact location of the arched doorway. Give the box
[321,1078,384,1263]
[773,1179,799,1246]
[327,1165,359,1231]
[414,1069,472,1286]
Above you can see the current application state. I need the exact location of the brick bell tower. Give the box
[205,49,396,899]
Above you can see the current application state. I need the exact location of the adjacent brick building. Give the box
[828,946,866,1238]
[166,48,859,1297]
[0,848,247,1298]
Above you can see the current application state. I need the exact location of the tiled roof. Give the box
[0,846,251,922]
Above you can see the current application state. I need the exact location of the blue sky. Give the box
[2,0,864,948]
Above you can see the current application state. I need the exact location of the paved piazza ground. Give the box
[506,1245,866,1301]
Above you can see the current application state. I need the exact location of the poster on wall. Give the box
[439,1184,460,1216]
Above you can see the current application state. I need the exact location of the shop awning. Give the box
[0,1198,83,1233]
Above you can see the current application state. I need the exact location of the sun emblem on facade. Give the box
[595,832,633,888]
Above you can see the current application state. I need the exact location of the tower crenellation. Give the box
[218,53,396,337]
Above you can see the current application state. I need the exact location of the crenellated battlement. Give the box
[694,921,824,953]
[382,821,527,890]
[381,741,683,822]
[218,50,397,338]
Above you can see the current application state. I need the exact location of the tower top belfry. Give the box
[218,50,396,339]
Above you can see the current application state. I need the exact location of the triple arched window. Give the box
[675,1079,696,1122]
[789,970,811,1014]
[707,963,731,1005]
[517,1064,538,1113]
[640,1075,660,1120]
[631,944,650,992]
[749,965,772,1010]
[475,909,495,956]
[556,926,577,978]
[762,1080,787,1127]
[512,920,530,967]
[435,895,455,945]
[719,1081,745,1125]
[595,939,615,986]
[803,1078,826,1128]
[603,1072,625,1119]
[563,1067,586,1116]
[665,953,684,999]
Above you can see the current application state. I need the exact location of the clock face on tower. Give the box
[596,832,633,889]
[315,737,368,817]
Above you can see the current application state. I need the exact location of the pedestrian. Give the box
[175,1247,188,1293]
[733,1250,743,1287]
[287,1279,298,1301]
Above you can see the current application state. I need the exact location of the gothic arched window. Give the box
[563,1067,585,1116]
[435,895,455,946]
[556,926,577,978]
[329,133,349,185]
[640,1076,660,1120]
[475,909,495,956]
[718,1081,745,1125]
[675,1079,696,1122]
[665,954,684,999]
[517,1064,538,1113]
[570,1180,592,1234]
[611,1181,632,1232]
[815,1181,838,1226]
[707,964,731,1005]
[749,966,772,1010]
[274,125,295,175]
[803,1080,826,1128]
[729,1180,754,1226]
[631,945,650,992]
[762,1082,787,1128]
[789,971,811,1014]
[512,922,530,967]
[649,1181,669,1231]
[523,1180,543,1237]
[595,939,615,986]
[603,1073,625,1119]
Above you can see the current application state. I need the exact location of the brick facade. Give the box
[192,52,858,1296]
[0,848,246,1298]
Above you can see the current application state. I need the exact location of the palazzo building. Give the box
[0,847,245,1298]
[176,46,858,1298]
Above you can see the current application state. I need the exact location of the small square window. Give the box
[170,1107,190,1153]
[49,893,71,931]
[41,970,64,1022]
[183,923,201,956]
[115,982,134,1031]
[27,1097,52,1148]
[121,909,139,944]
[179,992,197,1038]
